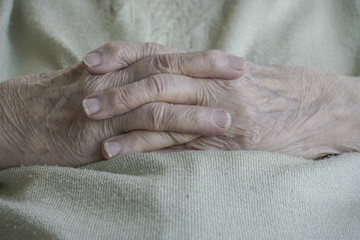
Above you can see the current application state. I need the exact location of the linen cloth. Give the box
[0,0,360,239]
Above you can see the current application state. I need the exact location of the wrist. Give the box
[329,74,360,153]
[0,136,19,169]
[0,82,23,169]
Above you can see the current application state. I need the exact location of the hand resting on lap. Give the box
[0,42,244,169]
[86,42,360,159]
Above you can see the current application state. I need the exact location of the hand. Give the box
[0,42,245,169]
[87,53,360,159]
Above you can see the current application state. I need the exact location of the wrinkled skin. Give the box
[0,43,245,169]
[1,63,203,168]
[1,42,360,169]
[86,43,360,159]
[0,64,122,168]
[181,63,360,158]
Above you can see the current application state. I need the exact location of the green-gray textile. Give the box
[0,0,360,239]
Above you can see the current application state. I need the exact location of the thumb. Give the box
[82,41,184,74]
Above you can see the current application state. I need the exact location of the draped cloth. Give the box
[0,0,359,239]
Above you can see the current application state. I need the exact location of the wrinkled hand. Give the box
[87,48,360,159]
[0,42,245,169]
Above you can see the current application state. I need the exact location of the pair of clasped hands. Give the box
[1,42,356,169]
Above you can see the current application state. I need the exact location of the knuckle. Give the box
[144,42,160,55]
[147,103,172,130]
[202,50,227,69]
[113,65,137,87]
[166,132,194,145]
[109,87,134,110]
[117,67,135,85]
[184,107,204,125]
[103,41,120,52]
[151,54,176,73]
[145,75,168,99]
[137,134,155,148]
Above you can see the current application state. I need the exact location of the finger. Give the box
[124,50,246,84]
[83,74,210,119]
[184,136,243,150]
[155,149,194,153]
[101,131,198,159]
[83,51,245,117]
[111,102,232,136]
[154,145,194,153]
[82,42,183,74]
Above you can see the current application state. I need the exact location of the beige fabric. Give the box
[1,151,360,239]
[1,0,359,82]
[0,0,360,239]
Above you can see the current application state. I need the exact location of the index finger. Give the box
[82,42,183,74]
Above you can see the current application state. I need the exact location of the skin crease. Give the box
[0,64,199,168]
[0,64,215,169]
[0,65,114,168]
[0,45,245,169]
[86,43,360,160]
[1,42,360,169]
[179,63,360,158]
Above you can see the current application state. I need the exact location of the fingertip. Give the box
[101,143,110,160]
[226,55,247,79]
[102,141,122,159]
[226,69,246,80]
[82,99,91,116]
[82,52,118,74]
[227,55,245,71]
[212,110,232,133]
[83,52,101,68]
[223,111,232,129]
[82,98,101,117]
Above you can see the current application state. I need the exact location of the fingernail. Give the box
[104,142,121,158]
[213,110,231,129]
[228,55,245,70]
[83,52,101,68]
[82,98,101,115]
